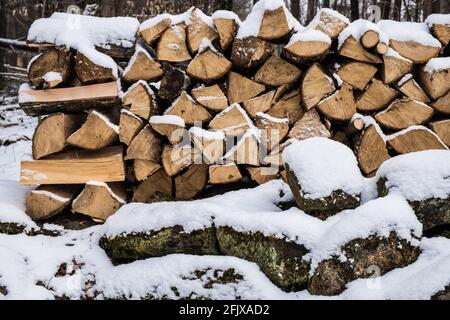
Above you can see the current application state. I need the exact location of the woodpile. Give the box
[19,3,450,223]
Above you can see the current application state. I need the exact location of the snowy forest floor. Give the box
[0,82,450,300]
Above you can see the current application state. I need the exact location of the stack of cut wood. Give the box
[19,2,450,223]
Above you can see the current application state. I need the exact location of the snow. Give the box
[30,190,71,203]
[376,150,450,201]
[306,8,350,33]
[255,112,289,124]
[425,14,450,26]
[424,57,450,74]
[287,29,331,46]
[384,47,412,63]
[26,53,42,73]
[139,9,193,31]
[397,73,413,86]
[283,137,365,199]
[377,20,441,47]
[338,19,389,49]
[198,37,220,54]
[0,181,36,230]
[42,71,62,83]
[27,13,137,77]
[189,127,225,140]
[236,0,303,39]
[120,108,141,121]
[211,10,242,25]
[333,73,343,86]
[149,115,185,127]
[119,79,154,100]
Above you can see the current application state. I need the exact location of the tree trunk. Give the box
[381,0,392,19]
[351,0,359,21]
[393,0,403,20]
[291,0,301,20]
[307,0,316,24]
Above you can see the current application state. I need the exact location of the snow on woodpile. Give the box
[424,57,450,74]
[287,29,332,46]
[27,13,139,76]
[236,0,303,39]
[338,19,388,48]
[211,10,242,24]
[282,137,365,199]
[376,150,450,201]
[306,8,350,33]
[377,20,441,47]
[425,14,450,26]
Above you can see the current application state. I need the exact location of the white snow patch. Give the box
[397,73,413,86]
[30,190,71,203]
[211,10,242,25]
[376,150,450,201]
[338,19,386,49]
[42,71,62,83]
[425,14,450,26]
[287,29,331,46]
[150,115,185,127]
[0,181,36,229]
[424,57,450,74]
[189,127,225,140]
[378,20,441,47]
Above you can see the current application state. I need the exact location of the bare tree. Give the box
[291,0,301,20]
[393,0,403,20]
[381,0,392,19]
[307,0,316,24]
[351,0,359,21]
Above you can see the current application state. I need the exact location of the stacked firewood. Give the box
[19,2,450,223]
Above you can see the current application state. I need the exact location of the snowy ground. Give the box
[0,83,449,300]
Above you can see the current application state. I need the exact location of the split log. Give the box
[20,146,125,185]
[301,63,335,110]
[390,40,440,64]
[72,182,126,222]
[258,6,291,40]
[133,159,161,182]
[231,36,273,69]
[336,62,377,90]
[162,145,193,176]
[432,91,450,115]
[317,83,356,121]
[209,104,251,136]
[157,24,192,62]
[150,115,185,145]
[227,72,265,104]
[125,125,161,162]
[355,124,390,175]
[361,30,379,49]
[191,84,228,112]
[247,166,279,185]
[165,91,212,125]
[429,23,450,46]
[356,78,398,112]
[187,9,219,54]
[122,81,157,120]
[375,99,434,130]
[387,127,447,154]
[284,30,331,63]
[119,109,145,146]
[343,118,365,136]
[209,163,242,184]
[67,110,119,150]
[312,9,349,40]
[75,52,116,84]
[338,36,382,64]
[18,82,120,116]
[132,169,173,203]
[32,113,84,159]
[175,164,209,200]
[157,65,191,102]
[213,18,238,50]
[430,120,450,147]
[139,18,171,45]
[190,127,225,164]
[375,42,388,55]
[288,109,330,141]
[186,49,232,82]
[267,91,303,125]
[28,48,72,88]
[419,63,450,100]
[381,49,413,84]
[253,55,301,87]
[243,90,275,117]
[25,185,80,220]
[222,132,259,166]
[255,112,289,152]
[396,76,430,103]
[122,47,163,82]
